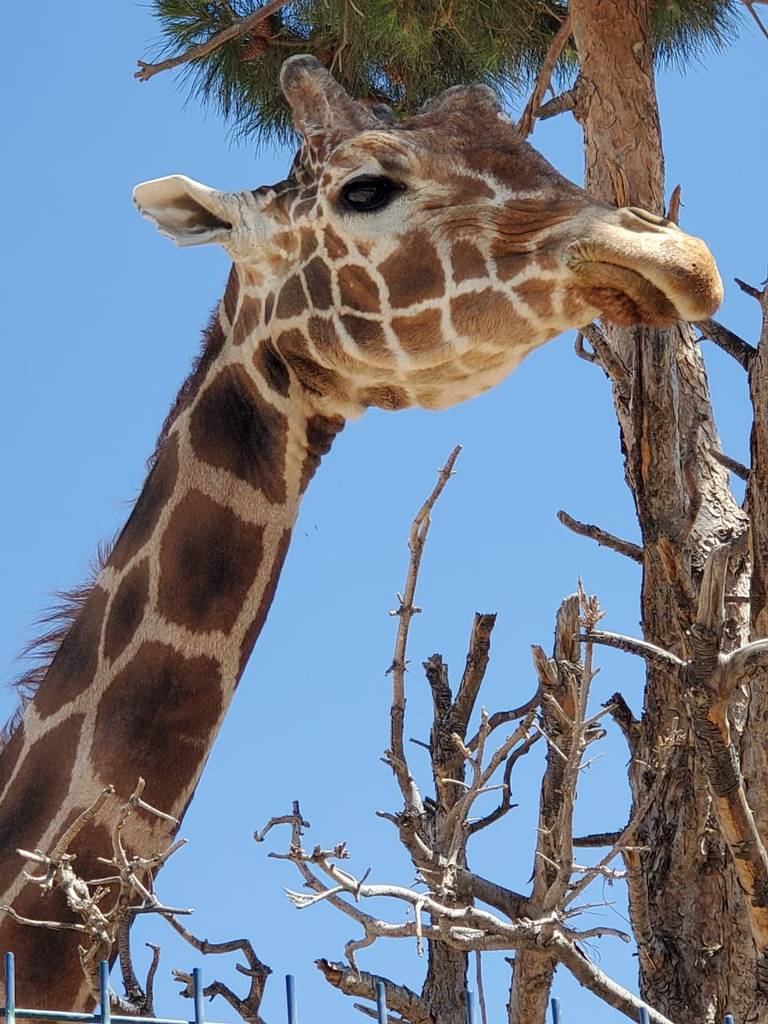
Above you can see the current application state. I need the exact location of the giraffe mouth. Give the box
[568,258,680,327]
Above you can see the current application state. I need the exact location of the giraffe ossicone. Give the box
[0,54,721,1006]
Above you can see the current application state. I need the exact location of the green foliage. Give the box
[144,0,744,147]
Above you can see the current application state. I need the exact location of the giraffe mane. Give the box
[1,299,229,749]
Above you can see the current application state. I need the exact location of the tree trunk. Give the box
[569,2,763,1021]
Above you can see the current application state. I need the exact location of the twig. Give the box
[695,318,756,370]
[580,630,685,670]
[744,1,768,41]
[518,13,572,137]
[135,0,292,82]
[536,88,577,120]
[665,184,682,225]
[557,510,643,562]
[736,277,765,301]
[387,447,461,813]
[708,446,750,481]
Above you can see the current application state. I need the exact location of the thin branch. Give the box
[743,2,768,42]
[536,88,577,120]
[135,0,292,81]
[581,630,685,670]
[518,13,572,137]
[695,318,756,370]
[557,510,642,562]
[708,446,750,482]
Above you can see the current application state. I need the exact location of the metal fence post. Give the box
[285,975,297,1024]
[639,1008,650,1024]
[374,981,387,1024]
[4,953,15,1024]
[98,962,110,1024]
[724,1016,735,1024]
[192,968,205,1024]
[465,988,476,1024]
[550,997,561,1023]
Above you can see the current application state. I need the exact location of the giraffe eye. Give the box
[339,176,403,214]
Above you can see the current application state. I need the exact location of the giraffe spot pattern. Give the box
[276,275,307,320]
[222,267,239,323]
[0,722,24,797]
[300,415,345,495]
[391,307,443,356]
[379,232,444,308]
[514,277,554,321]
[450,289,519,339]
[35,586,108,720]
[450,240,488,283]
[303,257,333,310]
[109,434,180,571]
[0,714,84,895]
[340,314,388,357]
[158,490,264,634]
[337,265,380,314]
[359,385,411,411]
[323,225,348,260]
[232,297,262,346]
[190,364,288,504]
[264,293,275,324]
[238,527,292,676]
[277,329,346,400]
[253,340,291,397]
[299,228,318,262]
[103,559,150,664]
[91,640,223,812]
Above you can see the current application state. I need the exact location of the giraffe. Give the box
[0,54,722,1005]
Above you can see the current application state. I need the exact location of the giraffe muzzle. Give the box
[566,207,724,327]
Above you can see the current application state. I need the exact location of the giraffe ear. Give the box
[132,175,236,248]
[280,54,378,157]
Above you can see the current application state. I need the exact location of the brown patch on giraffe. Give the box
[391,308,443,356]
[190,364,288,504]
[110,435,180,571]
[323,225,348,259]
[92,641,223,811]
[103,559,150,664]
[306,316,355,368]
[158,490,264,634]
[299,228,318,262]
[0,721,24,796]
[379,233,444,308]
[222,267,240,323]
[0,713,84,894]
[300,415,345,495]
[339,315,390,359]
[275,274,307,320]
[253,340,291,397]
[232,297,262,346]
[277,329,347,400]
[461,348,507,371]
[264,293,275,324]
[561,285,594,325]
[337,264,380,314]
[407,362,462,386]
[514,278,554,321]
[238,527,293,676]
[33,586,108,720]
[294,198,316,219]
[493,254,532,283]
[451,289,519,339]
[303,256,333,310]
[359,385,411,411]
[451,240,487,283]
[444,175,496,203]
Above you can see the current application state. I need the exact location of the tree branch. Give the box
[557,510,643,562]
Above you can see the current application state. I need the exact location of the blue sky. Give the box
[1,5,766,1022]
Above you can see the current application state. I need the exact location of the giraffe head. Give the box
[134,55,722,414]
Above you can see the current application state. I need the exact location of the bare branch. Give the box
[135,0,291,81]
[581,630,685,670]
[518,13,572,137]
[557,510,643,562]
[695,318,756,370]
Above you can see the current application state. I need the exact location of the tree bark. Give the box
[569,2,761,1021]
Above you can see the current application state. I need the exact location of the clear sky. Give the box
[1,5,766,1022]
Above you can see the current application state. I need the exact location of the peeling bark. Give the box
[569,1,758,1020]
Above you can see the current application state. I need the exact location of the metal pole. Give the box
[550,997,561,1024]
[192,969,205,1024]
[465,988,476,1024]
[724,1016,735,1024]
[285,975,297,1024]
[99,963,110,1024]
[375,981,387,1024]
[639,1009,650,1024]
[5,953,15,1024]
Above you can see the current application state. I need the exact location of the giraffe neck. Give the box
[0,273,344,1006]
